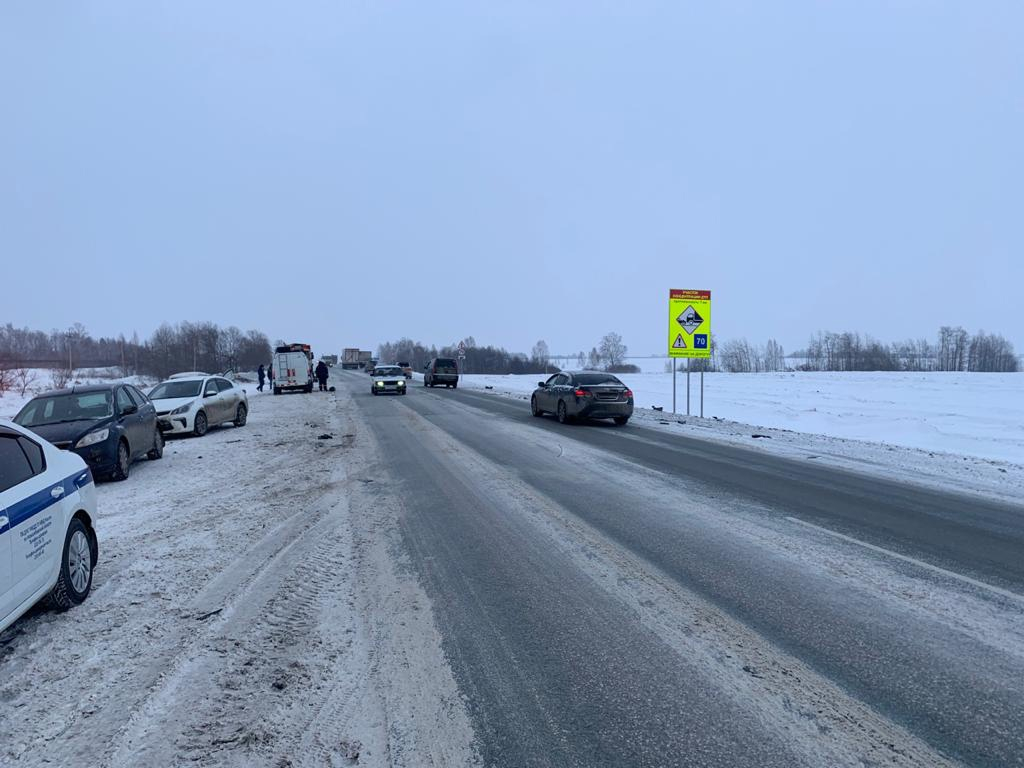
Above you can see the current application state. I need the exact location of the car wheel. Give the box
[273,386,281,395]
[147,427,164,460]
[234,403,248,427]
[372,389,377,395]
[613,416,630,426]
[557,400,570,424]
[452,382,458,389]
[111,440,131,481]
[531,396,543,417]
[48,518,94,609]
[194,410,209,437]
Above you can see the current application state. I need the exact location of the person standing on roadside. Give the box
[257,364,266,392]
[315,359,329,392]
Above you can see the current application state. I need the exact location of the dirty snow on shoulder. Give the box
[459,371,1024,465]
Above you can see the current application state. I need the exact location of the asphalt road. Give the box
[342,371,1024,768]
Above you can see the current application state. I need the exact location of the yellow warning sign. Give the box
[668,289,711,358]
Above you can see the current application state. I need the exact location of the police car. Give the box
[1,419,99,634]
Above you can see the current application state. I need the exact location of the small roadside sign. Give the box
[668,289,711,358]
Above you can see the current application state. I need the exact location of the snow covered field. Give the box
[458,371,1024,465]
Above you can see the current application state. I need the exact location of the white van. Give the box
[273,344,314,394]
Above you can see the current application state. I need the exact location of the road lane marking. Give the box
[785,515,1024,605]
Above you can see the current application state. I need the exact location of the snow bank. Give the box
[458,371,1024,464]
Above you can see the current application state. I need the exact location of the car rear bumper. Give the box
[578,401,634,419]
[430,375,459,384]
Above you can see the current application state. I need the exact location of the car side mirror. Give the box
[204,391,216,398]
[121,403,138,415]
[537,382,547,388]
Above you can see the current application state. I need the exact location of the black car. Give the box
[531,371,633,425]
[423,357,459,388]
[14,383,163,481]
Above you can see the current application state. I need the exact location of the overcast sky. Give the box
[2,2,1021,359]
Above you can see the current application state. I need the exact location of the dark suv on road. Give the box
[14,383,163,480]
[423,357,459,388]
[531,371,633,425]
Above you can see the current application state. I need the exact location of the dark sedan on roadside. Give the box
[13,383,163,481]
[531,371,633,425]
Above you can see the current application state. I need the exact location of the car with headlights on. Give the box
[531,371,633,425]
[13,383,162,481]
[370,365,407,395]
[148,373,248,437]
[1,418,99,633]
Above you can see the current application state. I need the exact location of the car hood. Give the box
[24,419,112,445]
[151,397,198,412]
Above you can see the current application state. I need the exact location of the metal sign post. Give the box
[672,360,677,414]
[700,369,704,418]
[686,359,691,416]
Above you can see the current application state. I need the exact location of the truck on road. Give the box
[273,343,314,394]
[342,348,362,369]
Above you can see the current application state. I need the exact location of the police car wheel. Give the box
[50,519,94,609]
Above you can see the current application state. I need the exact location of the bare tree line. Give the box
[378,331,635,375]
[0,321,273,388]
[796,327,1018,372]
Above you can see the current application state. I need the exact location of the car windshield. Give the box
[574,373,623,386]
[436,359,457,373]
[149,380,203,400]
[15,391,114,426]
[375,367,402,376]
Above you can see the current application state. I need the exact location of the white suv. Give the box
[149,373,249,437]
[1,419,99,634]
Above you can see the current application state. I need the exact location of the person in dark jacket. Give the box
[315,360,329,391]
[257,364,266,392]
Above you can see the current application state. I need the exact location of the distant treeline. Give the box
[0,321,273,379]
[377,337,553,375]
[377,332,640,375]
[719,327,1018,373]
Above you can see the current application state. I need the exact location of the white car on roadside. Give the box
[149,373,249,437]
[1,419,99,634]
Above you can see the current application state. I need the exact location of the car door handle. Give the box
[51,486,65,499]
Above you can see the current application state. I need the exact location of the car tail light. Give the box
[574,388,589,398]
[623,389,633,399]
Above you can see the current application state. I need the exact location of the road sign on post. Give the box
[668,290,711,358]
[668,290,711,416]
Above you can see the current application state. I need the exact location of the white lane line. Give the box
[785,515,1024,605]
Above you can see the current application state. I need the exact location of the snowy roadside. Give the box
[455,375,1024,505]
[0,385,478,768]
